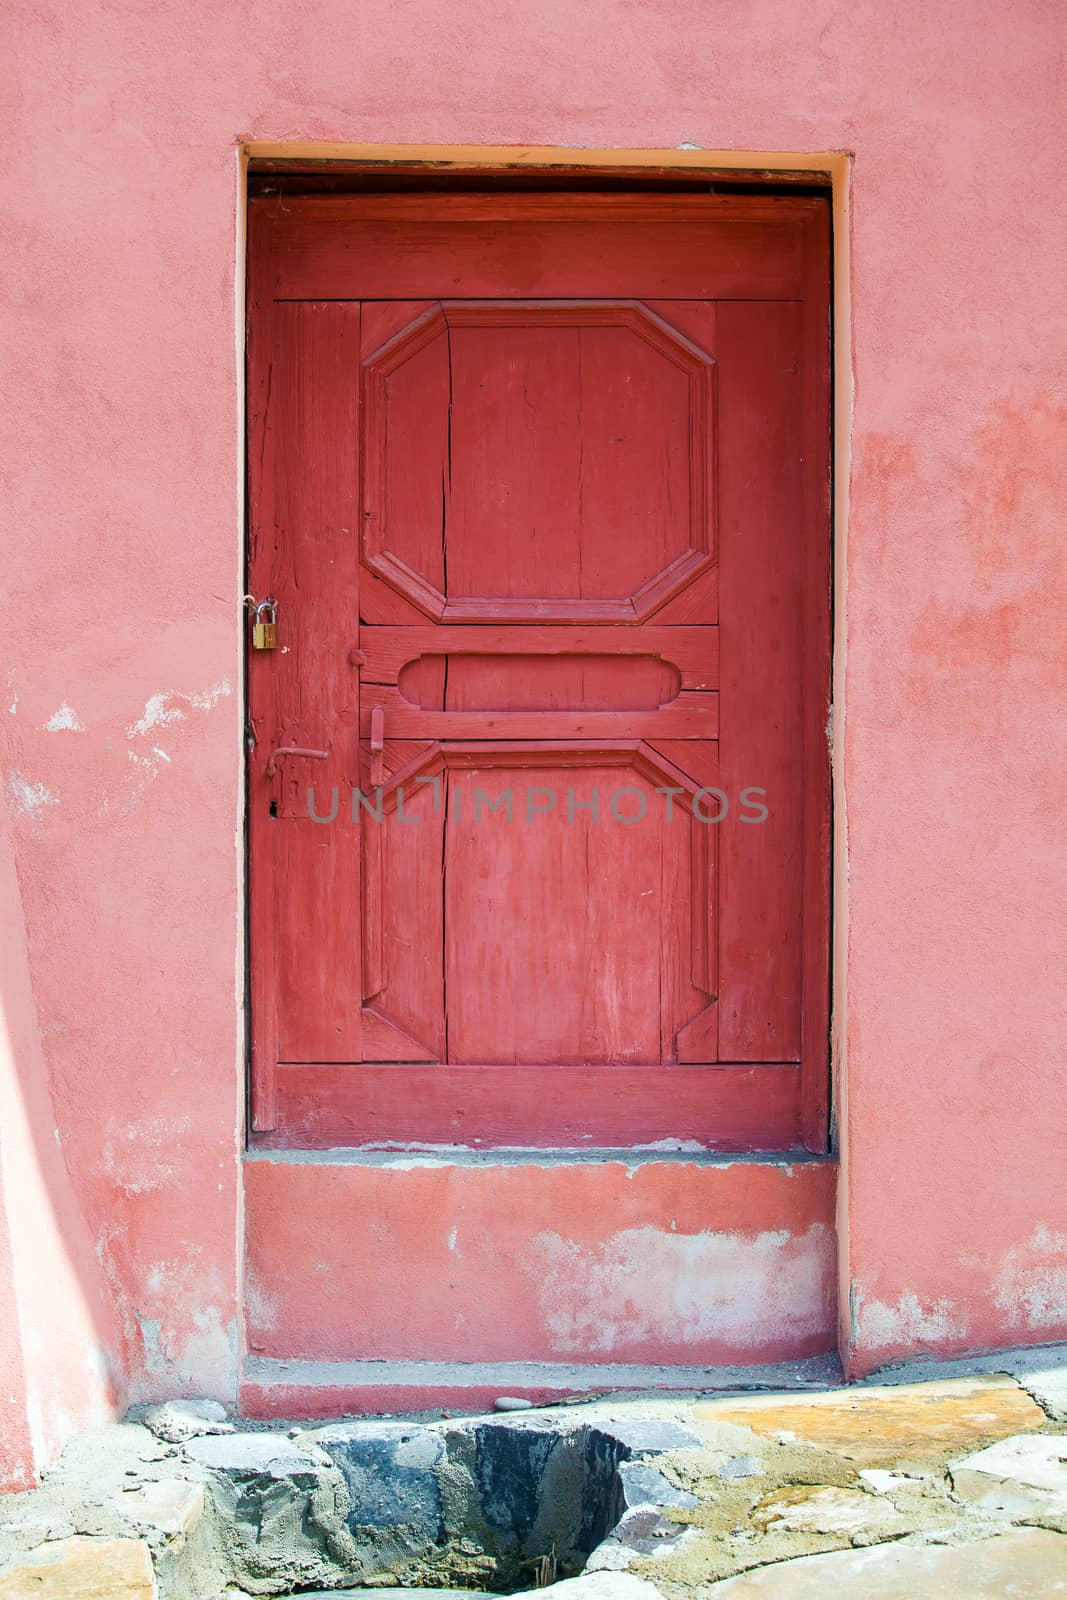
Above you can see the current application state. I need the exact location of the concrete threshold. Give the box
[244,1354,842,1391]
[239,1356,844,1421]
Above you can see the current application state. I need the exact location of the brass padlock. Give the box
[252,601,277,651]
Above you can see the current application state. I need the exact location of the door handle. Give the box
[369,706,385,787]
[264,745,329,780]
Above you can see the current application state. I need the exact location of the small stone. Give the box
[608,1506,688,1557]
[719,1455,764,1479]
[859,1469,920,1494]
[616,1461,698,1510]
[584,1544,634,1574]
[0,1535,154,1598]
[494,1396,534,1411]
[142,1398,233,1444]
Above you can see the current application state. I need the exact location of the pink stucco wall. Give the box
[0,802,121,1488]
[2,0,1065,1476]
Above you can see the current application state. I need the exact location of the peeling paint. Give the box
[136,1313,171,1377]
[4,771,59,819]
[521,1223,835,1355]
[243,1159,836,1366]
[243,1270,279,1334]
[99,1114,191,1195]
[995,1227,1067,1333]
[126,748,171,774]
[125,679,232,739]
[858,1291,968,1350]
[44,704,83,732]
[132,1265,236,1399]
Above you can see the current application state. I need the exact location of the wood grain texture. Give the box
[359,626,719,690]
[361,300,714,624]
[265,1063,803,1150]
[799,207,833,1152]
[246,299,363,1128]
[250,193,819,301]
[716,301,805,1066]
[357,688,718,741]
[247,192,832,1149]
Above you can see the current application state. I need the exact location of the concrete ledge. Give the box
[239,1354,842,1419]
[245,1146,835,1168]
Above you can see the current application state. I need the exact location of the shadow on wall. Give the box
[0,797,125,1488]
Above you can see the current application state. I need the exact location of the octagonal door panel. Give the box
[360,301,715,622]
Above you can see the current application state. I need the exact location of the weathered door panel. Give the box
[246,299,363,1128]
[247,194,831,1150]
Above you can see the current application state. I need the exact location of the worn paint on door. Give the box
[247,193,831,1151]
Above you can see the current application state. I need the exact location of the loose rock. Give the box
[616,1462,698,1511]
[142,1398,232,1445]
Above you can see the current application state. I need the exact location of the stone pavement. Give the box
[0,1353,1065,1596]
[613,1370,1067,1596]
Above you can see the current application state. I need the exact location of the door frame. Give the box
[239,145,847,1155]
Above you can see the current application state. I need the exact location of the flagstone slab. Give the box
[699,1528,1067,1596]
[0,1536,155,1598]
[1024,1370,1067,1423]
[950,1432,1067,1520]
[751,1484,907,1537]
[859,1468,930,1494]
[1005,1351,1067,1422]
[694,1376,1045,1466]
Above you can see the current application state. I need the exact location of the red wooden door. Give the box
[247,193,830,1152]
